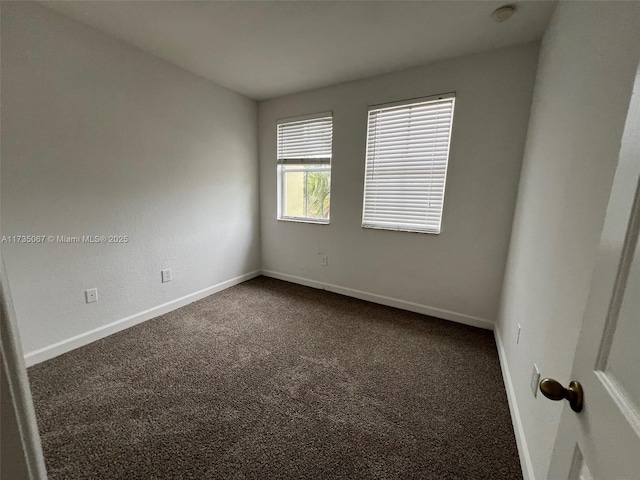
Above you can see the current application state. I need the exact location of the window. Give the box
[362,94,455,234]
[277,113,333,223]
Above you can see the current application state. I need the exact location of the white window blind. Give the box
[277,114,333,223]
[362,94,455,234]
[277,115,333,164]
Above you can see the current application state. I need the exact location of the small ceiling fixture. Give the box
[491,4,517,23]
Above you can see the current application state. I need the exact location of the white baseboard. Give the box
[494,326,534,480]
[24,270,261,367]
[261,269,494,330]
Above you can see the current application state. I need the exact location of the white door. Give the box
[546,72,640,479]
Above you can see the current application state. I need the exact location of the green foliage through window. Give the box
[305,171,331,219]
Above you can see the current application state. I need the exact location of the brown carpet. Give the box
[28,276,522,479]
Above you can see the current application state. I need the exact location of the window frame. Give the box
[277,112,333,224]
[361,93,456,235]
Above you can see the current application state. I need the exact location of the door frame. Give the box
[1,253,48,479]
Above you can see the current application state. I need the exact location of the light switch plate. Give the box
[531,364,541,397]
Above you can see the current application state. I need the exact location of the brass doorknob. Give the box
[539,378,584,413]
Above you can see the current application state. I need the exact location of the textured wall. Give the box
[259,43,539,324]
[1,2,260,355]
[496,2,640,478]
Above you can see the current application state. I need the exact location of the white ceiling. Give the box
[42,1,557,100]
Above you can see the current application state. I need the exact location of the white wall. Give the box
[258,44,539,326]
[496,2,640,479]
[1,2,260,357]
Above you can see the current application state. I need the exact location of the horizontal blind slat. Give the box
[362,210,443,218]
[370,105,453,121]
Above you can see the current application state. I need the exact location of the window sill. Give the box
[278,217,330,225]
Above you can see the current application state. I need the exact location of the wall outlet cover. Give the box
[162,269,172,283]
[85,288,98,303]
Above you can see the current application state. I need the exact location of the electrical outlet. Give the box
[162,269,172,283]
[320,256,328,266]
[516,324,522,344]
[531,364,541,397]
[85,288,98,303]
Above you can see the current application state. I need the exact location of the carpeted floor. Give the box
[28,276,522,479]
